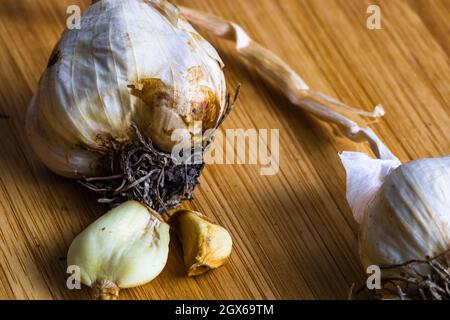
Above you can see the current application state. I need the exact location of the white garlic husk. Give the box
[26,0,227,178]
[341,152,450,270]
[67,200,170,299]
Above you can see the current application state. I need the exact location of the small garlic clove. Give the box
[67,201,170,299]
[171,209,232,277]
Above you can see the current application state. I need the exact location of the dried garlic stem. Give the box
[180,6,394,160]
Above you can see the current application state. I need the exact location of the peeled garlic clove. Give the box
[67,201,170,299]
[171,210,232,276]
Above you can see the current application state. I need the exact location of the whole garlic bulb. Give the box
[341,150,450,270]
[26,0,227,178]
[67,200,170,299]
[358,156,450,269]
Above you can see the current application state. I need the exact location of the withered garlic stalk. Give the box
[67,201,170,299]
[182,8,450,299]
[179,6,385,153]
[26,0,234,212]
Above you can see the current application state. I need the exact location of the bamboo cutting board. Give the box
[0,0,449,300]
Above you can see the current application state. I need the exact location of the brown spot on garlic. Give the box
[190,32,205,43]
[128,78,172,109]
[187,40,196,52]
[171,209,232,277]
[190,86,220,132]
[187,66,205,84]
[128,78,180,151]
[93,132,129,151]
[130,77,219,136]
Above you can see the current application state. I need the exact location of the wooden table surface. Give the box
[0,0,449,300]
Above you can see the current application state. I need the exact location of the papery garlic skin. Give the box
[355,156,450,269]
[171,209,232,276]
[27,0,226,178]
[67,201,170,291]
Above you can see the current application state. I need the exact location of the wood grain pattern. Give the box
[0,0,448,299]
